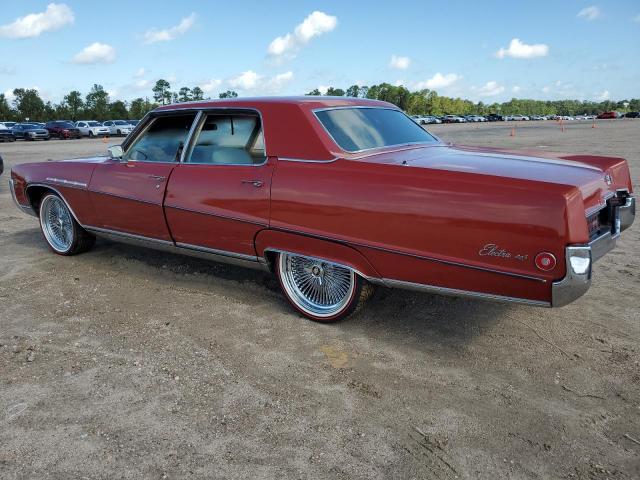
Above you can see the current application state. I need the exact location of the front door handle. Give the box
[241,180,264,188]
[149,175,166,182]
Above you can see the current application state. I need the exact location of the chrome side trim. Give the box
[269,226,547,283]
[277,157,339,163]
[163,204,268,227]
[377,278,551,307]
[9,178,37,217]
[84,226,267,271]
[25,183,84,223]
[88,189,160,206]
[45,177,88,188]
[84,226,174,246]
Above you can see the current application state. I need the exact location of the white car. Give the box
[75,120,110,137]
[102,120,135,136]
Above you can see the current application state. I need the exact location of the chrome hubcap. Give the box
[279,253,355,318]
[40,196,73,252]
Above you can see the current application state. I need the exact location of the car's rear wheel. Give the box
[275,252,372,322]
[39,193,95,255]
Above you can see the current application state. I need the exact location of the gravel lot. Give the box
[1,121,638,479]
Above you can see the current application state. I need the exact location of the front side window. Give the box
[185,113,265,165]
[314,107,437,153]
[123,114,196,163]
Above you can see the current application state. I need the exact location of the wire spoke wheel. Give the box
[40,195,74,253]
[278,252,356,319]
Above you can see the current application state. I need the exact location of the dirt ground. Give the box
[1,121,638,479]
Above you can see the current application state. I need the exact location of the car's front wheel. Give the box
[39,193,95,255]
[275,252,373,322]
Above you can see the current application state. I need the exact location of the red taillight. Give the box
[535,252,557,271]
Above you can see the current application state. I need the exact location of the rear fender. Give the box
[254,229,381,280]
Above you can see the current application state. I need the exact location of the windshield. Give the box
[314,107,436,153]
[60,122,75,128]
[115,120,129,125]
[87,121,101,126]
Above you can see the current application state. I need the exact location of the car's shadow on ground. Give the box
[8,230,511,348]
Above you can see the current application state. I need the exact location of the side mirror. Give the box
[107,145,123,159]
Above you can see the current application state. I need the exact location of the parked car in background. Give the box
[9,97,635,321]
[0,124,16,142]
[0,121,17,129]
[129,120,140,126]
[75,121,110,138]
[597,111,618,120]
[443,115,466,123]
[486,114,504,121]
[624,111,640,118]
[45,121,82,139]
[12,123,50,141]
[465,115,486,122]
[102,120,135,136]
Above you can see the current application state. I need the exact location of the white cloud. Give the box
[72,42,116,64]
[200,78,222,94]
[134,68,146,78]
[0,3,73,39]
[496,38,549,59]
[416,72,461,90]
[394,79,404,87]
[542,86,551,93]
[317,85,329,95]
[134,79,151,89]
[143,13,196,44]
[267,11,337,59]
[389,55,410,70]
[227,70,294,94]
[578,6,601,21]
[229,70,261,90]
[476,81,505,97]
[596,89,610,101]
[512,85,522,93]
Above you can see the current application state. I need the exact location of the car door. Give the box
[164,110,273,257]
[88,113,197,240]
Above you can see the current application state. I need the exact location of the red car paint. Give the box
[10,97,635,307]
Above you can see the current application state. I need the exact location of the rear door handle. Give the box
[149,175,166,182]
[241,180,264,188]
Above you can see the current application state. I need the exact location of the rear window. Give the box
[314,107,436,153]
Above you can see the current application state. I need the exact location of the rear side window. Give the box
[185,114,266,165]
[314,107,436,153]
[123,114,196,163]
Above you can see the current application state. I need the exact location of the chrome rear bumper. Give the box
[552,194,635,306]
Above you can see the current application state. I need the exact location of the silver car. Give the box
[75,120,110,137]
[102,120,135,136]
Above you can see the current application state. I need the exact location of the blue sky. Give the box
[1,1,639,104]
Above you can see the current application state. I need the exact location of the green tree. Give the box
[152,79,172,105]
[85,84,110,120]
[129,97,156,119]
[191,87,204,101]
[0,93,13,120]
[110,100,128,119]
[12,88,45,121]
[346,85,362,97]
[177,87,192,102]
[219,90,238,99]
[63,90,84,120]
[305,88,321,96]
[325,87,345,96]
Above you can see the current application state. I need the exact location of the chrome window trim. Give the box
[311,105,438,154]
[278,157,339,163]
[180,108,268,167]
[179,111,204,163]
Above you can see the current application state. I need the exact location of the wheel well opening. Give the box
[25,186,55,216]
[263,250,278,273]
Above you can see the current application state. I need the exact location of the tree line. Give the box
[307,84,639,116]
[1,79,637,122]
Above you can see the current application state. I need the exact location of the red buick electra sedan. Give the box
[9,97,636,321]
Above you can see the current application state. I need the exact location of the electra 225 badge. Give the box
[478,244,529,262]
